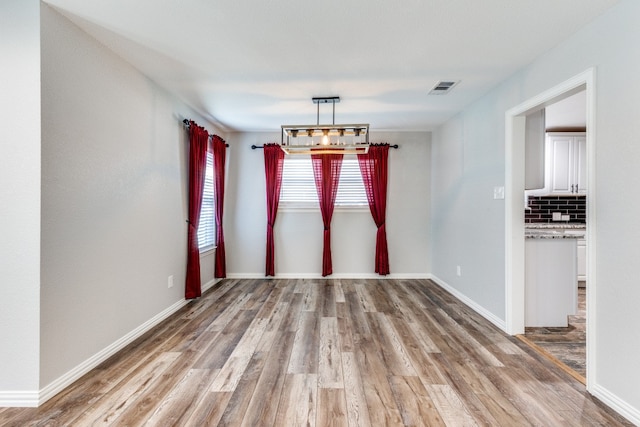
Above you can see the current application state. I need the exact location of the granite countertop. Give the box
[525,223,586,229]
[525,223,586,239]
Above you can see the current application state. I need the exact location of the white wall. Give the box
[431,0,640,419]
[224,131,431,277]
[431,102,508,319]
[0,0,42,400]
[39,5,222,392]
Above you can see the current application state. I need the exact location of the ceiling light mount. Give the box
[312,96,340,104]
[281,96,369,155]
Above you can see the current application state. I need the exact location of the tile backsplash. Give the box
[525,195,586,224]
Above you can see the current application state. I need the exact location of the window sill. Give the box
[279,206,369,213]
[199,246,216,255]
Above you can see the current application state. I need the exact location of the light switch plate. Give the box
[493,186,505,199]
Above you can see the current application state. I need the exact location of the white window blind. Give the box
[336,158,369,207]
[280,156,368,208]
[198,151,215,249]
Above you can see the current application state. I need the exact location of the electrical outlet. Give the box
[456,266,462,276]
[168,275,174,288]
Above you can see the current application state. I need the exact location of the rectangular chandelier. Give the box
[280,97,369,155]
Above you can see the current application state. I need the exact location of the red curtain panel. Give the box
[358,144,390,275]
[263,144,285,276]
[185,121,209,299]
[213,135,227,278]
[311,153,343,276]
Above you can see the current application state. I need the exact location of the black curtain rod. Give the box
[251,144,399,150]
[182,119,229,146]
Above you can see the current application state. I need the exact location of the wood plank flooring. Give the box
[0,279,632,426]
[522,287,587,379]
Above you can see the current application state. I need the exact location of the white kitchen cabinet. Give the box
[546,132,587,194]
[577,238,587,282]
[525,238,578,327]
[546,133,586,194]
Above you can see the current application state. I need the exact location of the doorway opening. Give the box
[504,69,596,390]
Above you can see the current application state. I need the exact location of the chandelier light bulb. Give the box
[322,129,330,145]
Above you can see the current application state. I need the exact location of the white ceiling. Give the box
[43,0,618,132]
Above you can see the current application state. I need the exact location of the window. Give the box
[280,156,368,208]
[198,151,215,250]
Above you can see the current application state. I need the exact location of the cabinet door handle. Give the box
[571,184,574,193]
[575,184,578,193]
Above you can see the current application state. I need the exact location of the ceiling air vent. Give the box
[429,80,459,95]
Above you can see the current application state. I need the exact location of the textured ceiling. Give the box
[43,0,618,132]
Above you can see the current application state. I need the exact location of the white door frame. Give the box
[504,68,596,390]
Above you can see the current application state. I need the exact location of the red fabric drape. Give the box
[185,121,209,299]
[358,144,390,275]
[263,144,285,276]
[311,154,343,276]
[213,135,227,278]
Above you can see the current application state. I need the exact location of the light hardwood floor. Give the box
[0,278,631,426]
[521,287,587,382]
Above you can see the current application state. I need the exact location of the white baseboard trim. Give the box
[36,297,190,407]
[0,390,40,408]
[429,274,507,331]
[225,273,431,280]
[591,383,640,425]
